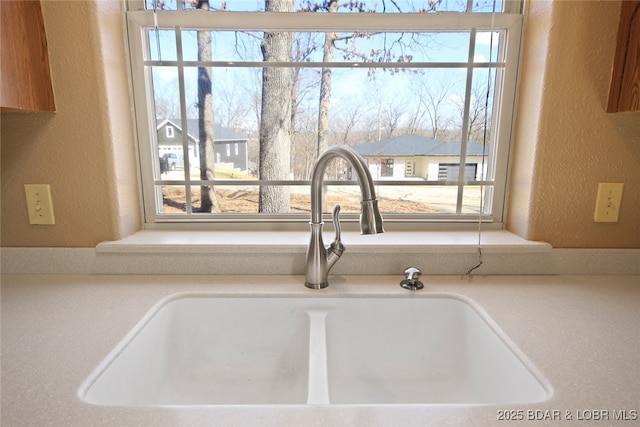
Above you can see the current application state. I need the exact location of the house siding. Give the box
[363,155,487,181]
[156,120,249,173]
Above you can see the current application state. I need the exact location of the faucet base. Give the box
[305,281,329,290]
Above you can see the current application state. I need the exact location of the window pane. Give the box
[151,66,186,180]
[210,185,260,213]
[471,0,504,13]
[461,184,492,214]
[468,66,498,149]
[146,29,177,61]
[474,31,503,63]
[160,185,187,214]
[375,185,459,214]
[405,68,468,143]
[177,30,471,64]
[145,0,177,11]
[191,185,301,214]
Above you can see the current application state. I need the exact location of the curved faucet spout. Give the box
[309,145,384,234]
[305,145,384,289]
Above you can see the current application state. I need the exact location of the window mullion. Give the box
[143,60,506,71]
[456,29,477,215]
[174,27,194,215]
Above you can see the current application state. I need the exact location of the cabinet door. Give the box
[608,0,640,113]
[0,0,56,112]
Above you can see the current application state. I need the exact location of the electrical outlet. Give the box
[24,184,55,225]
[593,182,624,223]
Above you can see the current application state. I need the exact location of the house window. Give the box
[126,0,523,224]
[381,159,394,177]
[234,143,239,156]
[165,126,174,138]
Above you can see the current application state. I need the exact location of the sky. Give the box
[145,2,503,134]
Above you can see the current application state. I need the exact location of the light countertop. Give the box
[1,274,639,426]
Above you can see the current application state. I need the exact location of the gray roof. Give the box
[157,119,246,142]
[354,134,489,157]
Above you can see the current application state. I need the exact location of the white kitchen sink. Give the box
[325,298,547,404]
[81,294,549,406]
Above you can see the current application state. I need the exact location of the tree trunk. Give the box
[258,0,294,213]
[317,0,338,158]
[195,0,221,213]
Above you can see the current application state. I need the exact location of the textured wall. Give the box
[508,0,640,248]
[1,0,139,247]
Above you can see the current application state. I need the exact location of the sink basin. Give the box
[81,294,549,406]
[82,297,311,405]
[325,298,547,404]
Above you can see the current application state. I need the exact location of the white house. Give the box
[353,135,489,182]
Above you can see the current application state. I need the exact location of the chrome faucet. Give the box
[305,145,384,289]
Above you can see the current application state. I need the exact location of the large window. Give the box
[126,0,523,226]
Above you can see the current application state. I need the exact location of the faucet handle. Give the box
[404,267,422,280]
[400,267,424,290]
[329,205,345,253]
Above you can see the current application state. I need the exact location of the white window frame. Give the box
[125,2,524,229]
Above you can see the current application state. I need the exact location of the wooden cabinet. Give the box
[1,0,56,112]
[608,0,640,113]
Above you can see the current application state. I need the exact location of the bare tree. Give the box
[382,103,404,138]
[193,0,221,212]
[466,82,491,142]
[292,112,319,180]
[153,83,180,120]
[215,82,252,131]
[316,0,339,157]
[407,71,456,139]
[335,101,363,146]
[258,0,294,213]
[450,79,492,143]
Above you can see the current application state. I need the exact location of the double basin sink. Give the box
[81,294,549,405]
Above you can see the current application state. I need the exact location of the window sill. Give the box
[96,229,552,254]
